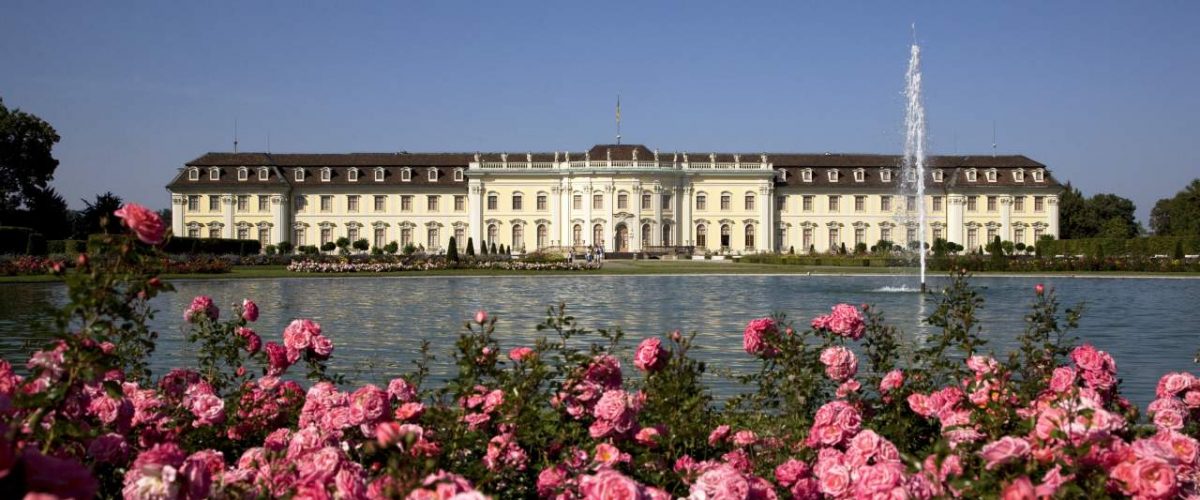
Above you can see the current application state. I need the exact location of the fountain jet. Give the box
[902,36,928,292]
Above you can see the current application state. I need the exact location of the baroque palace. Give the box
[166,143,1061,255]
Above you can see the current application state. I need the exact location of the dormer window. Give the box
[258,167,269,181]
[209,167,220,180]
[905,169,916,182]
[933,169,944,182]
[1014,169,1025,182]
[1032,169,1045,182]
[801,169,813,182]
[238,167,248,181]
[966,169,978,182]
[880,169,892,182]
[777,169,789,182]
[986,168,997,182]
[853,168,865,182]
[348,168,359,182]
[375,167,385,182]
[188,168,199,181]
[828,170,839,182]
[320,168,331,182]
[294,169,305,182]
[453,168,464,182]
[428,168,438,182]
[400,168,411,182]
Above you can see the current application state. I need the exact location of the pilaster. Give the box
[468,179,483,246]
[271,194,288,245]
[1047,195,1060,239]
[170,194,185,237]
[947,194,966,246]
[999,195,1013,242]
[221,195,234,238]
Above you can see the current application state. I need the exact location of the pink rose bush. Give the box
[11,212,1200,498]
[113,202,166,245]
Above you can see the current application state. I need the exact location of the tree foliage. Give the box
[0,98,60,216]
[1150,179,1200,237]
[1058,182,1141,239]
[75,192,123,239]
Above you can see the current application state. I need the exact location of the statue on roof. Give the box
[631,148,638,162]
[653,149,660,162]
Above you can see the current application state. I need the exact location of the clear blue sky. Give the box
[2,1,1197,223]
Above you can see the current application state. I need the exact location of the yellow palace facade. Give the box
[166,144,1061,254]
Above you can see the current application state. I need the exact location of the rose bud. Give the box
[76,253,89,267]
[1034,283,1045,296]
[474,310,488,324]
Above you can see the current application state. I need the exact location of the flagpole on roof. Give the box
[616,94,621,145]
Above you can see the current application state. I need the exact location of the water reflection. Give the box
[1,275,1196,408]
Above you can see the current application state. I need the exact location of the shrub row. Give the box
[0,226,46,255]
[1039,236,1200,258]
[159,236,262,255]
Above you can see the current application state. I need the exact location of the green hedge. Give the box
[1039,237,1200,257]
[739,254,904,267]
[0,226,46,255]
[162,237,262,255]
[47,239,87,255]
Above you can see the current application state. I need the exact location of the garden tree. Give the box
[854,242,867,255]
[335,237,351,254]
[490,242,497,254]
[465,237,475,256]
[384,241,398,254]
[447,236,459,261]
[402,243,416,255]
[1150,179,1200,237]
[21,186,73,239]
[0,98,60,219]
[1176,240,1186,259]
[986,235,1004,255]
[277,241,294,254]
[931,238,948,257]
[1089,193,1140,238]
[320,242,336,253]
[74,192,123,238]
[1015,242,1027,253]
[351,239,369,253]
[1057,183,1094,239]
[788,245,794,254]
[839,242,847,255]
[1001,240,1015,255]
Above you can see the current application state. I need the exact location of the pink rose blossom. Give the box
[708,424,731,445]
[395,402,425,422]
[979,436,1031,470]
[732,430,758,447]
[264,342,291,376]
[1049,366,1076,393]
[836,379,861,398]
[474,310,488,324]
[284,319,320,351]
[508,347,534,362]
[580,468,641,500]
[819,346,858,382]
[743,317,777,357]
[633,337,669,372]
[387,377,417,403]
[114,202,166,245]
[241,299,259,322]
[184,296,219,322]
[310,335,334,358]
[1000,476,1035,500]
[813,304,866,340]
[880,369,904,394]
[691,464,751,500]
[774,458,810,487]
[635,426,662,447]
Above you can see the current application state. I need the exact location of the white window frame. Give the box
[986,169,997,182]
[259,167,269,181]
[320,168,331,182]
[966,169,977,182]
[1014,168,1025,182]
[801,169,813,182]
[400,168,411,182]
[428,168,438,182]
[853,168,865,182]
[188,168,199,181]
[209,167,220,180]
[1032,169,1045,182]
[348,168,359,182]
[933,169,944,182]
[375,167,385,182]
[294,169,305,182]
[454,168,464,182]
[827,169,839,182]
[238,167,248,181]
[880,168,892,182]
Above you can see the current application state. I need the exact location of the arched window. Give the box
[573,224,582,246]
[487,224,498,246]
[745,225,755,249]
[641,223,651,246]
[720,224,731,249]
[593,224,603,248]
[536,224,548,249]
[662,223,672,246]
[696,224,707,248]
[512,225,524,251]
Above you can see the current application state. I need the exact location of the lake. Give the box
[1,274,1197,409]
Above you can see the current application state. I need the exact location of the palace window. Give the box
[803,195,814,212]
[828,170,839,182]
[933,227,943,241]
[537,194,547,211]
[321,168,331,182]
[662,223,672,245]
[454,227,464,244]
[720,194,731,211]
[662,194,672,210]
[293,227,306,246]
[573,194,582,210]
[374,195,386,212]
[828,228,839,250]
[593,194,603,210]
[487,225,497,246]
[258,195,270,212]
[967,228,978,250]
[881,195,892,211]
[347,226,359,243]
[855,227,865,247]
[1032,169,1045,182]
[374,228,386,249]
[321,227,332,246]
[854,169,865,182]
[986,169,997,182]
[188,225,201,238]
[720,224,731,249]
[906,196,917,212]
[803,227,813,249]
[187,195,199,212]
[209,168,220,180]
[593,224,603,247]
[348,195,360,212]
[454,169,464,182]
[933,169,944,182]
[642,193,652,210]
[932,196,943,212]
[696,194,706,210]
[776,196,786,212]
[237,195,249,212]
[1014,169,1025,182]
[401,228,413,247]
[320,195,332,212]
[428,169,438,182]
[294,195,307,212]
[487,194,497,210]
[428,227,439,249]
[801,169,813,182]
[348,169,359,182]
[966,169,977,182]
[573,225,582,246]
[881,168,892,182]
[428,195,439,212]
[402,196,413,212]
[696,224,707,248]
[744,194,755,211]
[642,223,652,245]
[209,196,221,212]
[511,193,522,210]
[400,169,411,182]
[375,168,385,182]
[881,227,891,242]
[967,196,978,212]
[987,196,997,212]
[617,193,628,210]
[454,195,466,211]
[1014,227,1025,244]
[1034,196,1045,212]
[537,224,548,249]
[209,226,221,239]
[259,167,269,181]
[238,168,248,181]
[294,169,305,182]
[854,196,865,212]
[828,196,840,212]
[987,228,997,244]
[908,227,918,246]
[237,226,249,240]
[188,168,199,181]
[1014,196,1025,212]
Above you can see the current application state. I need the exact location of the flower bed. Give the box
[287,258,599,273]
[3,203,1200,499]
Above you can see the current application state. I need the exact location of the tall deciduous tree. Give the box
[1150,179,1200,237]
[1057,182,1141,239]
[0,98,60,217]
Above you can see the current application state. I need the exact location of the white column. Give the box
[652,184,663,246]
[1000,195,1013,242]
[604,183,615,250]
[759,183,772,252]
[468,180,483,246]
[632,182,643,251]
[271,194,288,245]
[681,185,693,247]
[1047,195,1060,238]
[550,185,561,247]
[560,179,572,246]
[171,194,185,237]
[222,195,234,238]
[947,194,965,246]
[583,184,593,245]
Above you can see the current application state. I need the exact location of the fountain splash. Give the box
[902,34,928,292]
